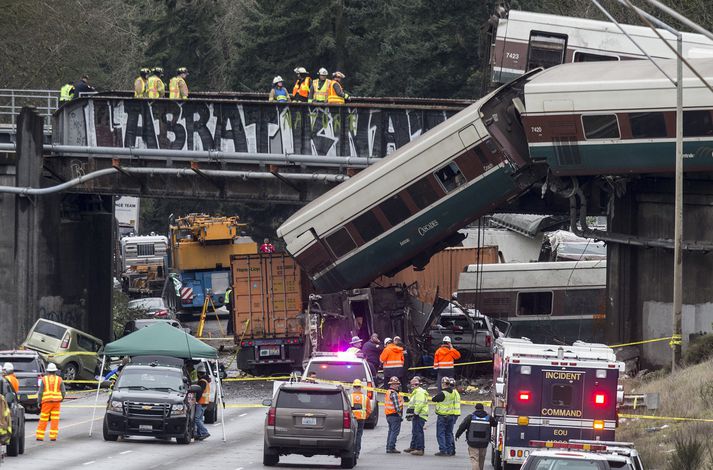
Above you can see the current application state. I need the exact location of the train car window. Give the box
[434,162,467,193]
[516,291,553,316]
[352,210,383,243]
[573,51,619,62]
[683,110,713,137]
[551,384,574,407]
[526,32,567,71]
[379,194,410,227]
[298,243,332,276]
[325,227,357,258]
[407,177,440,210]
[582,114,620,139]
[630,112,667,138]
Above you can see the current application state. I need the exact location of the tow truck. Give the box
[490,337,624,469]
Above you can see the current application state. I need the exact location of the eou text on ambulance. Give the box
[490,337,624,469]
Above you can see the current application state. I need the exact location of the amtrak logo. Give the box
[418,220,439,236]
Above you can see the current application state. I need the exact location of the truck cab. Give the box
[491,338,624,469]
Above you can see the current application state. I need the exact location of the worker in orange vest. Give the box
[292,67,311,102]
[2,363,19,393]
[433,336,461,391]
[194,363,211,441]
[308,68,331,104]
[384,376,404,453]
[36,363,66,441]
[350,379,372,458]
[380,336,406,391]
[327,71,349,104]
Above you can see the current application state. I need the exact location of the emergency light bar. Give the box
[529,440,607,452]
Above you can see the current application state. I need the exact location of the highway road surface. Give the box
[1,385,494,470]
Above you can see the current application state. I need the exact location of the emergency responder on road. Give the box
[225,287,234,335]
[193,363,211,441]
[308,68,331,104]
[134,68,150,98]
[36,362,66,441]
[268,76,290,102]
[2,363,18,393]
[380,336,405,391]
[384,376,404,453]
[455,403,498,470]
[403,376,428,456]
[327,71,349,104]
[434,336,461,391]
[260,238,276,253]
[169,67,189,99]
[350,379,371,459]
[432,376,461,456]
[147,67,166,99]
[73,75,95,97]
[346,336,363,356]
[362,332,382,377]
[59,82,75,102]
[292,67,311,102]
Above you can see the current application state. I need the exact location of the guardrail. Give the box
[0,88,58,129]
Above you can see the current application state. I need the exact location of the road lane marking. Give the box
[120,450,133,455]
[83,461,96,465]
[239,413,247,417]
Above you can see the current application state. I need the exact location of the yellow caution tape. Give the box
[64,380,101,384]
[609,336,678,348]
[619,413,713,423]
[223,375,292,382]
[47,351,99,358]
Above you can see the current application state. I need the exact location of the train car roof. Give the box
[524,59,713,113]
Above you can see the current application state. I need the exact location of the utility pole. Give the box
[672,34,683,371]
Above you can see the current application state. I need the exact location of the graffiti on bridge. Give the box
[39,296,86,331]
[64,99,456,158]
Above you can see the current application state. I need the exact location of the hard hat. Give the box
[196,363,207,374]
[294,67,308,74]
[152,66,164,75]
[384,337,392,345]
[449,378,457,386]
[410,376,421,385]
[332,71,345,79]
[388,376,401,385]
[140,67,150,75]
[393,336,402,342]
[441,376,451,385]
[350,336,362,345]
[319,67,328,76]
[2,362,13,373]
[352,379,363,387]
[177,67,189,75]
[273,76,284,85]
[443,336,452,343]
[47,363,58,373]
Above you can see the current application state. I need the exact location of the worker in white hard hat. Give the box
[36,362,66,441]
[433,335,461,392]
[346,335,364,356]
[2,362,19,393]
[308,67,330,104]
[350,379,371,458]
[327,71,349,104]
[292,66,311,102]
[268,75,290,102]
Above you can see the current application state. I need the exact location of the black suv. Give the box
[0,350,45,414]
[102,356,200,444]
[1,375,26,457]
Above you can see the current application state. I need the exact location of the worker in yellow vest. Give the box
[59,82,75,102]
[327,71,349,104]
[147,67,166,99]
[36,363,66,441]
[169,67,189,100]
[194,363,211,441]
[432,376,461,456]
[308,68,331,104]
[350,379,372,458]
[134,68,150,98]
[292,67,311,102]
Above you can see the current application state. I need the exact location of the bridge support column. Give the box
[0,108,113,349]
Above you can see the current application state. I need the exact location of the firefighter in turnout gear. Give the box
[432,376,461,456]
[2,363,19,393]
[403,376,428,456]
[169,67,189,99]
[134,67,150,98]
[455,403,498,470]
[384,376,404,453]
[147,67,166,99]
[350,379,371,459]
[36,362,66,441]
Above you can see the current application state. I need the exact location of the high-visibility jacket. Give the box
[5,374,19,393]
[310,79,330,103]
[198,378,211,405]
[327,80,345,104]
[350,390,371,420]
[59,83,75,102]
[168,76,188,99]
[433,346,461,369]
[224,288,232,305]
[134,76,148,98]
[435,389,460,416]
[380,343,404,368]
[41,375,63,403]
[384,389,403,416]
[410,386,429,420]
[293,77,311,99]
[147,75,166,99]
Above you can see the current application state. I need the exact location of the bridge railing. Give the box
[0,89,58,130]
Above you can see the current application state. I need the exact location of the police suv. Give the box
[491,338,624,469]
